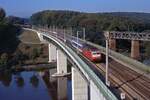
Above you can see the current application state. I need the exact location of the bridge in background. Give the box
[105,31,150,60]
[24,27,150,100]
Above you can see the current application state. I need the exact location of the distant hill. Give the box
[7,16,30,25]
[103,12,150,24]
[31,10,150,32]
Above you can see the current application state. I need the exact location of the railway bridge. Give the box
[106,31,150,60]
[24,27,150,100]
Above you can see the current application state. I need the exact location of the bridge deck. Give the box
[96,61,150,100]
[66,34,150,99]
[35,28,150,100]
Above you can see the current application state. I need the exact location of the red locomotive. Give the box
[82,46,102,62]
[70,39,104,62]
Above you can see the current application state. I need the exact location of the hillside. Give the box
[31,10,150,32]
[30,10,150,59]
[103,12,150,24]
[31,10,150,44]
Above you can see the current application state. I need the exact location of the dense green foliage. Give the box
[0,8,21,53]
[0,53,8,66]
[31,10,150,45]
[0,8,21,69]
[31,10,150,58]
[31,10,150,32]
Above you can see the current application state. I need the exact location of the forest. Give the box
[30,10,150,57]
[31,10,150,33]
[0,8,23,69]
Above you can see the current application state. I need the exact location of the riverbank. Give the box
[0,29,49,69]
[11,62,56,71]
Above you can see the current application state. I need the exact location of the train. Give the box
[69,38,104,62]
[49,30,104,62]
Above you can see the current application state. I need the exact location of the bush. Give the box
[0,53,8,66]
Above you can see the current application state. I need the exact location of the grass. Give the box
[19,30,41,43]
[16,29,49,65]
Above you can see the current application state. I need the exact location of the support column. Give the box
[72,67,88,100]
[131,40,140,60]
[90,80,106,100]
[48,43,57,62]
[57,77,67,100]
[57,49,67,74]
[109,38,116,51]
[49,68,57,82]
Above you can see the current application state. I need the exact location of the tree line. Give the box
[31,10,150,32]
[31,10,150,59]
[0,8,22,69]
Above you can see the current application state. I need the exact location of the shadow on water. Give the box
[0,69,72,100]
[0,70,12,87]
[43,70,72,100]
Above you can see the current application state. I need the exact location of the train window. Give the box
[92,52,97,55]
[92,51,100,55]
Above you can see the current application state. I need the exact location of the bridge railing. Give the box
[34,29,118,100]
[30,27,150,99]
[33,27,150,73]
[84,40,150,73]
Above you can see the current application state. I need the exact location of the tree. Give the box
[13,50,25,65]
[30,75,39,88]
[31,48,40,60]
[30,10,150,50]
[0,53,8,66]
[0,8,5,21]
[0,71,12,87]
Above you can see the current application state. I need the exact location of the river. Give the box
[0,69,72,100]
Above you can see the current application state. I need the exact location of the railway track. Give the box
[96,61,150,100]
[95,63,134,100]
[45,30,150,100]
[110,61,150,99]
[79,48,150,100]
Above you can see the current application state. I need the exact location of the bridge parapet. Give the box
[85,40,150,73]
[27,27,150,100]
[106,31,150,41]
[38,30,118,100]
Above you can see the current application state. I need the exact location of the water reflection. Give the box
[0,70,51,100]
[0,69,72,100]
[0,71,12,87]
[57,77,67,100]
[42,69,72,100]
[16,76,24,88]
[30,74,39,88]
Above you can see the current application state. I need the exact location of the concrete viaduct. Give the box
[26,28,118,100]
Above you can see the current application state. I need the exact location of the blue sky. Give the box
[0,0,150,17]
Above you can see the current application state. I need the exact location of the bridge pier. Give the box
[131,40,140,60]
[57,49,67,74]
[57,77,67,100]
[72,67,88,100]
[90,80,106,100]
[48,43,57,62]
[109,38,116,51]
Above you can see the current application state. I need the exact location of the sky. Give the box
[0,0,150,18]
